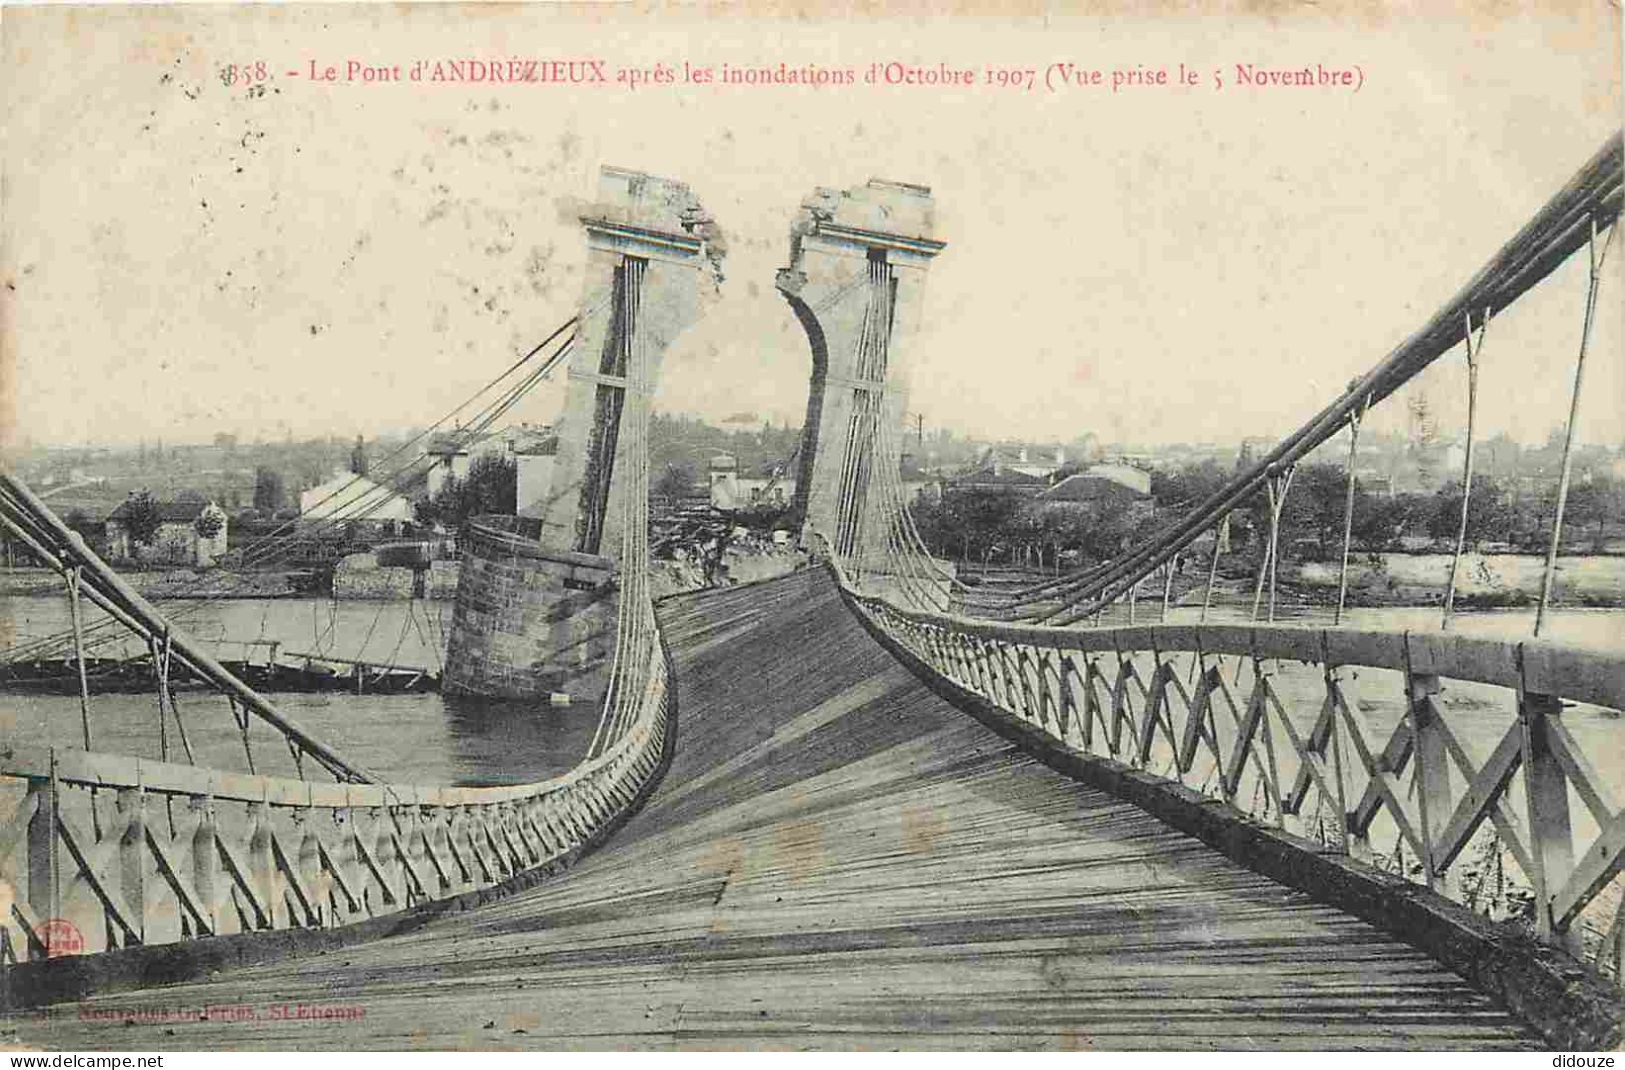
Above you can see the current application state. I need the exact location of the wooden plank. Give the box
[18,571,1539,1051]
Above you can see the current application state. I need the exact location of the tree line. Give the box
[912,460,1625,571]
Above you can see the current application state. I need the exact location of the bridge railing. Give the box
[834,564,1625,979]
[0,632,673,962]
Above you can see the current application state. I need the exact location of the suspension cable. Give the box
[984,134,1622,626]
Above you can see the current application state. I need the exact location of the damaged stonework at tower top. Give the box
[577,166,727,286]
[778,179,938,295]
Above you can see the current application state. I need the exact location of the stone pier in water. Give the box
[443,168,723,699]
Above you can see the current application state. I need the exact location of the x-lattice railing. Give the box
[0,634,673,963]
[835,563,1625,979]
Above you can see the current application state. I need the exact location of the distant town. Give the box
[8,402,1625,605]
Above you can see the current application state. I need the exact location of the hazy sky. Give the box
[3,5,1620,456]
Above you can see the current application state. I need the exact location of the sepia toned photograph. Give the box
[0,0,1621,1053]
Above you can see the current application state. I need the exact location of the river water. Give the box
[0,595,604,786]
[2,590,1621,788]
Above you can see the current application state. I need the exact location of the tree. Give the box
[1150,460,1229,515]
[922,489,1024,563]
[654,462,697,501]
[253,467,285,513]
[349,435,369,477]
[1426,475,1510,548]
[462,453,516,516]
[1075,508,1141,562]
[1563,474,1622,550]
[419,453,517,529]
[1271,464,1354,559]
[123,492,164,548]
[194,507,224,540]
[1034,507,1082,571]
[1349,492,1410,550]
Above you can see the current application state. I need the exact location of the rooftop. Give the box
[107,497,218,523]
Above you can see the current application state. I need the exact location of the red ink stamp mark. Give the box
[40,917,83,958]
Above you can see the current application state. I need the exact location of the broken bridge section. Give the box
[444,168,724,699]
[20,572,1539,1051]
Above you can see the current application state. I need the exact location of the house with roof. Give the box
[949,466,1048,498]
[1037,464,1154,520]
[426,424,556,510]
[899,456,940,504]
[514,427,561,519]
[105,497,229,566]
[975,444,1069,481]
[424,435,471,500]
[708,454,796,512]
[423,431,506,500]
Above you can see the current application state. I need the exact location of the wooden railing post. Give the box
[332,806,363,922]
[1407,671,1450,892]
[189,795,218,935]
[372,806,404,905]
[1252,658,1286,828]
[1322,664,1353,857]
[295,808,325,928]
[25,768,59,956]
[246,801,277,930]
[116,786,147,945]
[1081,657,1101,754]
[1519,687,1578,947]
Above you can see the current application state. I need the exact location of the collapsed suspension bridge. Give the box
[2,139,1625,1049]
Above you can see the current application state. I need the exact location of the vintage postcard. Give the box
[0,0,1621,1055]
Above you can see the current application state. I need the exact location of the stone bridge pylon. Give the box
[443,168,724,699]
[776,180,945,567]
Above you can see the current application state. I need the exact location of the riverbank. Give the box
[1287,551,1625,609]
[331,554,458,600]
[0,566,306,599]
[953,551,1625,613]
[0,543,812,604]
[10,548,1606,610]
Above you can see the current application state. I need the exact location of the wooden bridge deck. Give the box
[11,571,1537,1050]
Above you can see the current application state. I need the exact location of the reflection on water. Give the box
[0,594,606,785]
[4,590,1622,788]
[1128,601,1625,653]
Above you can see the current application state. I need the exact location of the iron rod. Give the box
[0,468,378,783]
[1537,220,1616,636]
[1334,400,1368,626]
[1443,310,1487,629]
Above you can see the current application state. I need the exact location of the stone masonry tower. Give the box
[776,180,945,569]
[536,169,724,558]
[443,168,723,699]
